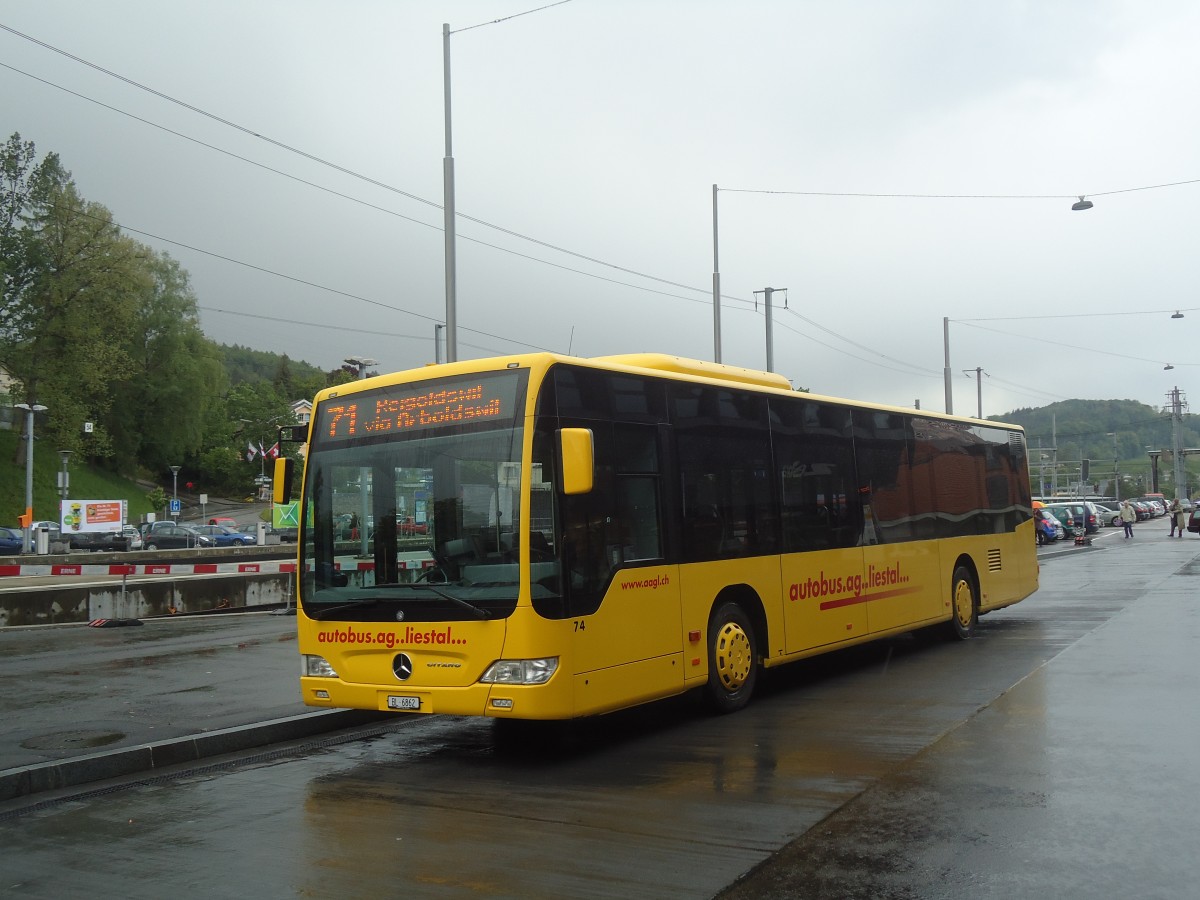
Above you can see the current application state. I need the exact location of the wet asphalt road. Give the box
[1,524,1196,898]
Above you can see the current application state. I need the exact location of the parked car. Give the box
[208,516,239,528]
[1092,501,1122,527]
[0,526,23,554]
[138,520,177,539]
[191,524,256,547]
[141,525,213,550]
[1044,504,1081,540]
[1187,506,1200,534]
[68,531,132,552]
[398,515,428,536]
[1048,501,1101,535]
[1140,494,1168,517]
[120,525,144,551]
[1034,509,1062,545]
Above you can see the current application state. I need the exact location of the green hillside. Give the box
[0,429,156,526]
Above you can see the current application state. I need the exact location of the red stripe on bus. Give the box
[819,585,921,611]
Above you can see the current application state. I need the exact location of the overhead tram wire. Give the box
[770,316,942,380]
[720,181,1200,201]
[958,308,1200,322]
[51,202,553,353]
[0,61,754,316]
[0,27,757,314]
[781,307,942,378]
[198,306,510,356]
[20,26,1191,377]
[955,320,1190,369]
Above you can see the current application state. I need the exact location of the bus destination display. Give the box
[317,372,523,442]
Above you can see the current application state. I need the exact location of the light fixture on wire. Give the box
[1071,196,1094,211]
[1164,364,1175,371]
[1172,310,1184,319]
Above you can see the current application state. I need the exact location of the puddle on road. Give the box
[21,730,126,751]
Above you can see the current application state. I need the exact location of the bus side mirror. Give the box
[273,457,295,504]
[559,427,594,495]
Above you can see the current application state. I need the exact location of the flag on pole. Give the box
[267,442,280,459]
[246,440,257,462]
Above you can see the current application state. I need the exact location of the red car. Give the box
[398,516,428,535]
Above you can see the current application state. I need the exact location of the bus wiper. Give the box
[358,582,492,620]
[311,598,380,620]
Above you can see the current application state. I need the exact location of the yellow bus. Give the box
[276,352,1037,720]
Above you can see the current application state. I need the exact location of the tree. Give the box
[1,134,145,463]
[144,485,167,518]
[108,252,227,474]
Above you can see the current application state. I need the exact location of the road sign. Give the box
[169,499,181,514]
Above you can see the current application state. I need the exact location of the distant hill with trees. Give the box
[993,398,1200,496]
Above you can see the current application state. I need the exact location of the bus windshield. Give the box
[299,369,546,620]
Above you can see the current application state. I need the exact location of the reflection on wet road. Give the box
[3,527,1195,898]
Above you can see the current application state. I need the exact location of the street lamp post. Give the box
[1107,433,1120,501]
[15,402,48,553]
[343,356,378,380]
[963,367,988,419]
[169,466,181,519]
[58,450,73,502]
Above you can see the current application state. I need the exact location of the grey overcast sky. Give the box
[3,0,1198,417]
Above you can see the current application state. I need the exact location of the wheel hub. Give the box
[714,622,752,691]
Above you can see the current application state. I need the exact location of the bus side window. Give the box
[614,475,662,563]
[772,399,859,552]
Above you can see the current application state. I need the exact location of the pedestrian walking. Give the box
[1119,500,1136,538]
[1168,499,1181,537]
[1174,501,1188,538]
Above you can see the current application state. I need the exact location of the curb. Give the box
[0,709,389,803]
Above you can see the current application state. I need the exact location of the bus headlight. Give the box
[480,658,558,685]
[302,655,339,678]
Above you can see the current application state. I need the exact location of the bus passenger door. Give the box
[561,425,682,710]
[773,400,867,653]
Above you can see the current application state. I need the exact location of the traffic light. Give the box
[1081,458,1090,480]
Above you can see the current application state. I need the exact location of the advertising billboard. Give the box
[60,500,127,533]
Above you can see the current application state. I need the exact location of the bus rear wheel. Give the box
[705,602,757,713]
[949,565,978,640]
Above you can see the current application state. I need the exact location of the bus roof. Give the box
[317,352,1023,432]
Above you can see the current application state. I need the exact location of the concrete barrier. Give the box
[0,572,295,627]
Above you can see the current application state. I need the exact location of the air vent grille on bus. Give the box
[1008,431,1024,450]
[988,549,1002,572]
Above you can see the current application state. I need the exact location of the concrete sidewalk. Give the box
[720,525,1200,898]
[0,610,383,802]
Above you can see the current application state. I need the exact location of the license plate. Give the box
[387,695,421,710]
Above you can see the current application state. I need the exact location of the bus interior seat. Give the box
[442,538,476,562]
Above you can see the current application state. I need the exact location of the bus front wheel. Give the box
[949,565,978,640]
[705,602,758,713]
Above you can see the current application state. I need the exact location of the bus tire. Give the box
[705,602,758,714]
[949,564,978,640]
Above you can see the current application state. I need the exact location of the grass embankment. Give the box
[0,429,156,526]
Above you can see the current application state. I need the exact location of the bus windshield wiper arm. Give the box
[359,582,492,620]
[311,598,380,620]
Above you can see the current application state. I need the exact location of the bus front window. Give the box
[300,420,543,621]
